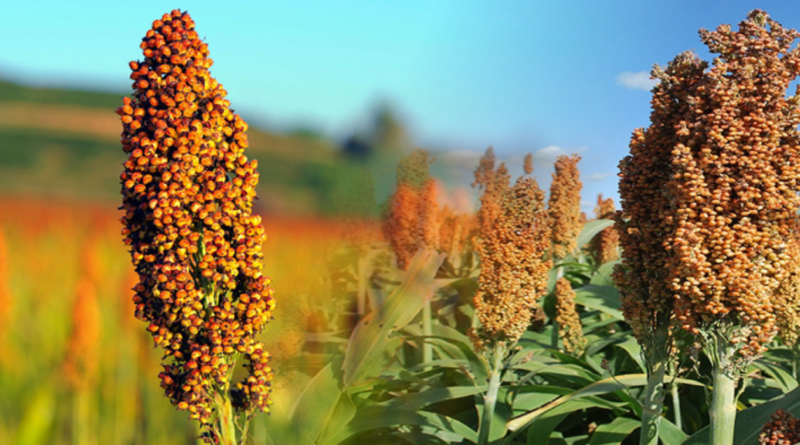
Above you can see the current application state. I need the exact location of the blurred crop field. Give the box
[0,78,382,444]
[0,196,358,444]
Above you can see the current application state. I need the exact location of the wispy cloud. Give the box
[584,172,614,181]
[616,71,658,91]
[533,145,585,164]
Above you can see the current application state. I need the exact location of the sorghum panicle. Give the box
[117,9,275,428]
[384,150,441,269]
[548,154,582,260]
[384,182,422,270]
[591,194,619,265]
[615,53,702,344]
[470,150,551,351]
[773,221,800,347]
[523,153,533,175]
[664,11,800,356]
[438,206,478,265]
[759,410,800,445]
[419,179,441,250]
[555,278,585,354]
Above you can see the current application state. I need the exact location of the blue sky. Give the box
[2,1,800,211]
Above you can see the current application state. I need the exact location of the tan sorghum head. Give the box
[555,278,585,354]
[548,154,582,260]
[618,10,800,357]
[470,158,551,351]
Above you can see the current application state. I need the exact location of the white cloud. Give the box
[616,71,659,91]
[584,172,614,181]
[533,145,585,164]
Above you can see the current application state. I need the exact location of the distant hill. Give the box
[0,79,375,216]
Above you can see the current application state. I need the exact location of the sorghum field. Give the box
[9,7,800,445]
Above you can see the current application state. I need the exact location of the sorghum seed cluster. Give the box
[470,149,551,350]
[548,155,582,260]
[118,9,275,426]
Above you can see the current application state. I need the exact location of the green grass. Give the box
[0,79,124,109]
[0,78,378,215]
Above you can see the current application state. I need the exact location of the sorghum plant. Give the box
[618,10,800,444]
[548,154,582,261]
[117,10,275,444]
[470,148,551,444]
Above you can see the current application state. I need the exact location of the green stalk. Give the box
[478,348,505,445]
[214,391,238,445]
[640,321,670,445]
[709,333,737,445]
[670,377,682,431]
[73,389,90,445]
[640,356,666,445]
[422,300,433,366]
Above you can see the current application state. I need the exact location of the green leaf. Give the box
[574,285,624,320]
[658,418,688,445]
[588,417,640,444]
[379,386,488,412]
[590,259,620,286]
[327,408,478,444]
[342,249,445,388]
[15,386,56,445]
[507,373,702,433]
[289,359,346,444]
[683,383,800,445]
[318,392,357,445]
[752,360,798,393]
[577,219,615,248]
[613,337,645,372]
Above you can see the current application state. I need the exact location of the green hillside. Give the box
[0,79,375,215]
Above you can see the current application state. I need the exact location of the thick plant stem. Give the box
[215,392,238,445]
[478,348,505,445]
[640,323,669,445]
[709,335,737,445]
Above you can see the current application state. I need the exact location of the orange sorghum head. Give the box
[63,279,101,391]
[523,153,533,175]
[774,220,800,347]
[418,178,441,251]
[591,194,619,265]
[548,154,582,260]
[759,409,800,445]
[473,147,511,239]
[384,181,421,270]
[118,9,275,427]
[555,278,585,354]
[384,150,442,269]
[470,159,551,351]
[615,52,703,344]
[618,10,800,357]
